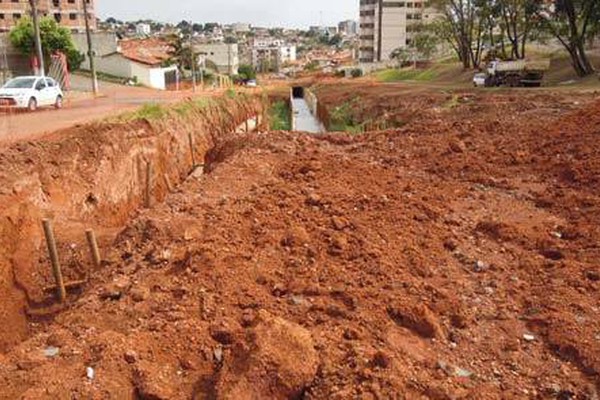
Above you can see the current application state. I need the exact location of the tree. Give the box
[390,47,412,66]
[203,23,219,33]
[177,20,192,35]
[537,0,599,76]
[192,23,203,33]
[165,34,195,72]
[411,24,440,60]
[430,0,490,68]
[238,64,256,81]
[9,17,83,70]
[497,0,542,59]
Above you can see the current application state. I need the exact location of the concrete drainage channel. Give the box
[290,86,326,133]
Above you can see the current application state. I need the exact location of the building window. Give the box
[69,13,77,20]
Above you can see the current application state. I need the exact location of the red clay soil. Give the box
[0,87,599,399]
[0,95,264,353]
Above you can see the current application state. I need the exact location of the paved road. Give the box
[291,98,324,133]
[0,75,197,146]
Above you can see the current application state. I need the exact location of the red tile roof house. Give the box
[98,38,178,90]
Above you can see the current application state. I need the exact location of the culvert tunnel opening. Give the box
[292,86,305,99]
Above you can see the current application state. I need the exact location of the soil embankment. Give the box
[0,85,599,398]
[0,95,265,352]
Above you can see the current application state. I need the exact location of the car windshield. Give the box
[3,78,36,89]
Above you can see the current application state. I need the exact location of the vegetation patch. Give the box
[269,100,291,130]
[376,68,438,83]
[327,98,370,134]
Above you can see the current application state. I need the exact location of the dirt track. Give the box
[0,79,210,146]
[0,84,599,399]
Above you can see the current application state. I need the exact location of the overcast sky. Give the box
[97,0,359,28]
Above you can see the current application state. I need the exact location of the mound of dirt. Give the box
[0,88,599,398]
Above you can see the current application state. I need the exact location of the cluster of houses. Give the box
[0,16,359,90]
[69,20,359,90]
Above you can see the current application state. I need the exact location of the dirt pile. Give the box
[0,87,599,399]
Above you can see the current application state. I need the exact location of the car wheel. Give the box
[28,97,37,112]
[55,95,63,109]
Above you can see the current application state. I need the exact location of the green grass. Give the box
[172,98,212,116]
[376,68,438,82]
[269,100,292,130]
[328,99,364,133]
[133,103,168,120]
[114,97,216,123]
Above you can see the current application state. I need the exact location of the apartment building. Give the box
[0,0,96,32]
[193,43,239,75]
[359,0,438,63]
[250,37,297,72]
[338,20,359,36]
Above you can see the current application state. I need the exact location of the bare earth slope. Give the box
[0,91,599,399]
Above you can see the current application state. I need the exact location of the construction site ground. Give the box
[0,81,599,399]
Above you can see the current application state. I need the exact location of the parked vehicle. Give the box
[0,76,64,111]
[483,59,550,87]
[473,73,487,87]
[245,79,258,87]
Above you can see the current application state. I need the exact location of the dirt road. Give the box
[0,77,199,146]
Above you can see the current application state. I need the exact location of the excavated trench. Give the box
[0,95,266,353]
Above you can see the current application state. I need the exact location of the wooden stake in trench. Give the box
[85,229,102,268]
[188,132,196,168]
[42,219,66,303]
[145,161,153,209]
[164,173,174,192]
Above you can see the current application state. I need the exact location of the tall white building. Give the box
[359,0,439,63]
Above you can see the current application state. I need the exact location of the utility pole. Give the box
[189,21,197,92]
[29,0,45,76]
[82,0,98,95]
[199,52,206,89]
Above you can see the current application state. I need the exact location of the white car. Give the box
[0,76,64,111]
[473,73,487,87]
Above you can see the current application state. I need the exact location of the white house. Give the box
[136,23,151,36]
[98,38,177,90]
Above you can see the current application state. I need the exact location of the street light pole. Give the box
[189,21,196,92]
[82,0,98,95]
[29,0,45,76]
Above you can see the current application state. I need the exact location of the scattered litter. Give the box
[43,347,60,358]
[86,367,95,380]
[437,360,473,378]
[523,334,535,342]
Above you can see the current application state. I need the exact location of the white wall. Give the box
[97,54,132,79]
[380,7,407,61]
[98,54,176,90]
[72,32,120,70]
